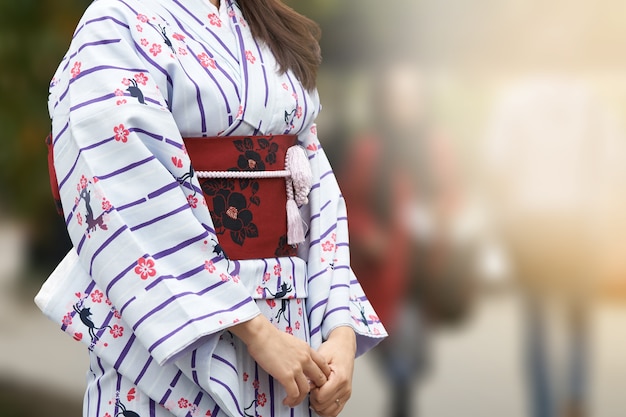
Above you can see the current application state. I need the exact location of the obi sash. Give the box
[46,133,312,261]
[184,134,313,260]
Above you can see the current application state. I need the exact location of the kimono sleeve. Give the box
[298,124,387,357]
[49,1,259,365]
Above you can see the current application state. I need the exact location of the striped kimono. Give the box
[34,0,386,416]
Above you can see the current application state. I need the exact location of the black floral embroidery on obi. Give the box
[201,137,280,247]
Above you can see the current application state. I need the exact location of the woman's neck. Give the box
[209,0,219,7]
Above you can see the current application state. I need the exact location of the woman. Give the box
[35,1,385,416]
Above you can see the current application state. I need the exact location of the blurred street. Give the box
[4,217,626,417]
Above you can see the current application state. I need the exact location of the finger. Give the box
[282,377,301,407]
[304,349,330,388]
[294,372,311,406]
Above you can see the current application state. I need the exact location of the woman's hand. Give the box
[231,315,331,407]
[310,326,357,417]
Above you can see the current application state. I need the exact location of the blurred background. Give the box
[2,0,626,416]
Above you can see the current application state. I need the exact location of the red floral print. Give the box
[62,313,72,326]
[295,321,300,330]
[149,43,162,56]
[114,88,124,96]
[220,273,230,282]
[114,124,130,143]
[295,106,303,119]
[134,257,156,280]
[187,194,198,208]
[285,326,293,335]
[134,72,148,85]
[282,83,289,90]
[76,212,83,226]
[197,52,216,69]
[79,174,89,190]
[242,372,249,382]
[71,61,81,78]
[137,13,148,23]
[135,24,143,32]
[207,13,222,27]
[102,198,112,211]
[262,272,270,282]
[178,398,190,409]
[252,380,260,390]
[140,38,149,47]
[172,33,185,41]
[91,289,104,303]
[204,260,216,273]
[273,264,282,276]
[257,393,267,407]
[245,50,256,64]
[178,47,188,56]
[109,324,124,338]
[266,299,276,308]
[321,240,335,252]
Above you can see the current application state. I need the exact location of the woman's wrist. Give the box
[327,325,357,356]
[230,314,273,347]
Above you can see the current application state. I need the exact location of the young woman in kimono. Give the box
[35,1,386,417]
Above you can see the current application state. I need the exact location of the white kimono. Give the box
[35,0,386,416]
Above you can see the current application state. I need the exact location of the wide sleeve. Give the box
[49,1,259,365]
[297,125,387,357]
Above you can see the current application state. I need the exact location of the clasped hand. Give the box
[231,316,356,416]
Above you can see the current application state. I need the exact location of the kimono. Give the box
[34,0,386,416]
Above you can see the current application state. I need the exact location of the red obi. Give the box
[184,135,299,260]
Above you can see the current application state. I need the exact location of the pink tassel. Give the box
[286,145,313,206]
[286,198,305,245]
[285,145,312,245]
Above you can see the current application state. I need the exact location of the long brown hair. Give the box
[237,0,321,91]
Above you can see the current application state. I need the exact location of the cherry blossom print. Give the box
[116,99,127,106]
[207,13,222,27]
[245,50,256,64]
[149,43,162,56]
[121,77,131,86]
[114,124,130,142]
[114,89,124,97]
[91,289,104,303]
[71,61,81,78]
[79,174,89,190]
[204,260,216,273]
[101,198,112,211]
[310,125,317,135]
[228,9,235,18]
[134,72,148,85]
[257,393,267,407]
[243,372,249,382]
[236,106,243,118]
[171,156,184,168]
[105,298,112,306]
[127,388,137,402]
[187,194,198,208]
[321,240,335,252]
[197,52,216,69]
[135,24,143,32]
[178,47,188,56]
[295,106,303,119]
[281,83,289,90]
[295,321,300,330]
[231,274,240,283]
[178,398,190,409]
[256,286,264,296]
[285,326,293,335]
[220,273,230,282]
[172,33,185,41]
[136,13,148,23]
[76,212,83,226]
[263,272,270,282]
[298,307,303,316]
[266,299,276,308]
[238,17,247,27]
[273,264,282,276]
[113,309,122,320]
[140,38,149,47]
[252,380,260,390]
[134,257,157,280]
[62,313,73,326]
[109,324,124,338]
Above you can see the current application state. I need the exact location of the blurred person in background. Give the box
[482,75,625,417]
[336,59,473,417]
